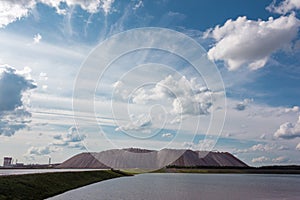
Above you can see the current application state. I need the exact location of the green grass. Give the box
[156,167,300,174]
[120,168,153,174]
[0,170,128,200]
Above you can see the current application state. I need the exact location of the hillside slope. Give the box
[57,148,247,169]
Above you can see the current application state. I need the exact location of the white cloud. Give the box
[162,133,173,138]
[115,114,152,132]
[0,65,36,136]
[274,116,300,139]
[0,0,115,28]
[296,143,300,150]
[39,72,48,81]
[272,156,289,163]
[112,80,129,100]
[234,98,253,111]
[128,75,213,116]
[252,156,269,163]
[42,85,48,90]
[204,14,300,70]
[235,143,288,153]
[133,0,143,10]
[183,139,216,151]
[0,0,36,28]
[260,134,266,140]
[33,33,42,44]
[267,0,300,14]
[285,106,299,113]
[53,126,86,149]
[101,0,115,15]
[250,144,273,152]
[26,145,59,156]
[41,0,115,15]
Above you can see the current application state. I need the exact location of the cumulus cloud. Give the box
[33,33,42,44]
[267,0,300,14]
[272,156,289,163]
[52,126,86,149]
[112,80,129,100]
[274,116,300,139]
[101,0,115,15]
[0,65,36,136]
[252,156,269,163]
[39,72,48,80]
[45,0,115,14]
[0,0,36,28]
[183,139,215,151]
[115,114,152,132]
[236,143,288,153]
[26,145,59,156]
[204,14,300,70]
[250,144,274,152]
[25,126,86,160]
[127,75,213,116]
[234,98,253,111]
[284,106,299,113]
[0,0,115,27]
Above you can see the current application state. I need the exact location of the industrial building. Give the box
[3,157,12,167]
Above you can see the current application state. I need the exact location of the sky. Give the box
[0,0,300,166]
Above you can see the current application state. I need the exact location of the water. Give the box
[48,173,300,200]
[0,169,103,176]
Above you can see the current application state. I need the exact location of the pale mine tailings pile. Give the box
[58,148,248,169]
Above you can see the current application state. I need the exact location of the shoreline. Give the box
[0,169,131,200]
[154,166,300,174]
[1,167,300,199]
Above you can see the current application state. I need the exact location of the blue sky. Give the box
[0,0,300,166]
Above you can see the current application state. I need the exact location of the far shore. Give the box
[153,165,300,174]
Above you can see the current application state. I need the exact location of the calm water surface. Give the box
[48,173,300,200]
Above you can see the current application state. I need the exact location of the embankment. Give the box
[0,170,129,200]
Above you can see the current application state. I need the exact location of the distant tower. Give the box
[3,157,12,167]
[49,157,51,165]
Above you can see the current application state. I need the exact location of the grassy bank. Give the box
[0,170,129,200]
[155,166,300,174]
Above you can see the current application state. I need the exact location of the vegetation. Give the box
[0,170,129,200]
[155,165,300,174]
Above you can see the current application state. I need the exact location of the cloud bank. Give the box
[26,145,58,156]
[0,65,36,136]
[0,0,115,27]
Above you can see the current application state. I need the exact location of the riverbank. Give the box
[0,169,131,200]
[155,165,300,174]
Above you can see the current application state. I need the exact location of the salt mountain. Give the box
[58,148,247,169]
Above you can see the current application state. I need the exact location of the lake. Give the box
[48,173,300,200]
